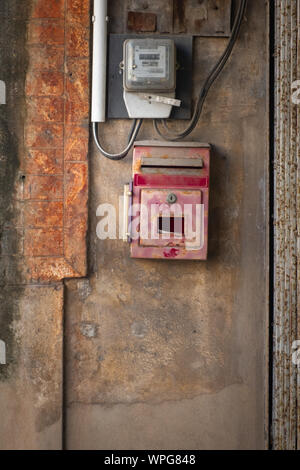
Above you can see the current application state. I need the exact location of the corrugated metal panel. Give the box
[273,0,299,450]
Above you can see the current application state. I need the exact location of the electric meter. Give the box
[123,39,176,91]
[122,38,180,119]
[91,0,246,160]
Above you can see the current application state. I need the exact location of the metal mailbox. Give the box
[124,141,210,260]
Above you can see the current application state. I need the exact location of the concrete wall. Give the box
[0,285,63,450]
[64,1,268,450]
[0,0,90,449]
[0,0,268,450]
[0,1,62,450]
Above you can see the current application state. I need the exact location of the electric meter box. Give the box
[122,39,178,119]
[123,38,176,92]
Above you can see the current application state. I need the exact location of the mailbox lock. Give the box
[166,193,177,204]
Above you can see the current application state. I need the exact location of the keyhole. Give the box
[166,193,177,204]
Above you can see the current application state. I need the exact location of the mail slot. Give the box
[124,141,210,260]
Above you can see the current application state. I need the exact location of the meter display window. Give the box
[123,39,176,92]
[134,46,168,79]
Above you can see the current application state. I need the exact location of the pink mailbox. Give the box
[126,141,210,260]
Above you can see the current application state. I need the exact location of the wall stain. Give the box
[64,1,267,442]
[0,1,30,380]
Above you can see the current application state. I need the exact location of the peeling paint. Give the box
[77,279,92,301]
[80,322,98,338]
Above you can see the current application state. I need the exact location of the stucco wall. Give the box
[0,1,63,450]
[65,0,268,450]
[0,0,268,450]
[0,0,88,449]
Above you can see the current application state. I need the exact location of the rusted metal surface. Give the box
[126,0,173,33]
[173,0,232,36]
[108,0,173,34]
[273,0,299,450]
[127,11,157,32]
[108,0,231,36]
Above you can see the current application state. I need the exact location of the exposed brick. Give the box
[24,175,64,200]
[25,201,64,227]
[66,58,89,103]
[25,123,64,148]
[22,4,89,281]
[65,125,89,161]
[128,11,157,32]
[24,228,63,256]
[28,20,65,46]
[26,149,63,175]
[26,257,78,282]
[64,163,88,274]
[65,100,89,123]
[27,46,64,71]
[31,0,65,19]
[65,163,88,205]
[27,97,64,123]
[66,23,89,57]
[26,70,64,97]
[66,0,90,26]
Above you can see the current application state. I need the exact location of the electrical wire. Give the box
[153,0,248,141]
[92,119,143,160]
[127,118,140,144]
[93,0,246,155]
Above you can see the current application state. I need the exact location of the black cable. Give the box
[127,118,139,144]
[92,119,143,160]
[154,0,248,141]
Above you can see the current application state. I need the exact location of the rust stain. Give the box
[31,0,64,19]
[127,11,157,32]
[66,163,88,205]
[173,0,187,33]
[133,156,142,174]
[26,258,78,282]
[273,0,299,450]
[22,1,89,281]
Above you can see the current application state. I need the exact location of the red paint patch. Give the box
[163,248,180,258]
